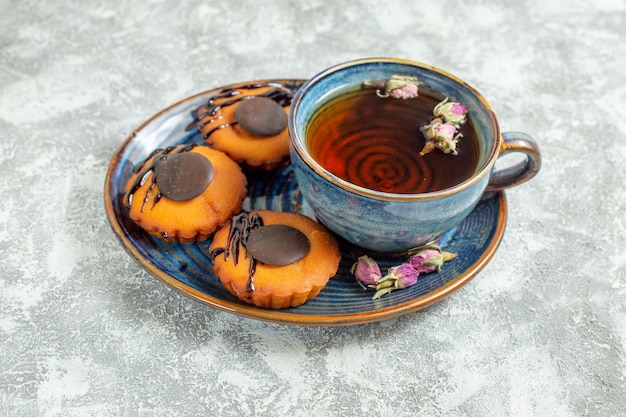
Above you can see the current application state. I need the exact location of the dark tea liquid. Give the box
[306,88,480,194]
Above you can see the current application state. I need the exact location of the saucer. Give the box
[104,79,508,326]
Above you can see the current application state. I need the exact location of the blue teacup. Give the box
[289,58,541,254]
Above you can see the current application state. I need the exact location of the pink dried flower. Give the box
[389,83,419,99]
[388,264,420,289]
[420,119,462,156]
[385,75,421,99]
[350,255,382,289]
[433,97,468,126]
[363,75,421,99]
[435,123,458,140]
[409,246,457,274]
[372,263,420,299]
[350,246,457,299]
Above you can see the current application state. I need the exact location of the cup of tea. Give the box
[288,57,541,254]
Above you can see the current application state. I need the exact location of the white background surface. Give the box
[1,1,624,416]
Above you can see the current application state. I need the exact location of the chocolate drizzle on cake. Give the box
[211,212,264,292]
[195,82,294,139]
[125,144,212,212]
[210,212,311,293]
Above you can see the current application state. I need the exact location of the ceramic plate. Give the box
[104,79,508,326]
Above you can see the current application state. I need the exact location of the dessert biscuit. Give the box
[123,144,247,242]
[210,210,341,309]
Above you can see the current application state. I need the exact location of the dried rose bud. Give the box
[434,123,458,141]
[409,246,457,274]
[389,264,420,289]
[351,246,457,299]
[372,263,419,299]
[350,255,382,289]
[420,119,461,156]
[385,75,420,99]
[433,97,468,126]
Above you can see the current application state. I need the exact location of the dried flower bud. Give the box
[350,255,382,289]
[385,75,420,99]
[420,119,461,156]
[409,248,444,273]
[372,263,420,299]
[434,123,458,141]
[409,246,457,274]
[433,97,468,126]
[350,246,457,299]
[389,263,420,289]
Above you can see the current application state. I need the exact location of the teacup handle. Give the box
[485,131,542,192]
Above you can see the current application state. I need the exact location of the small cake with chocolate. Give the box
[123,144,247,242]
[210,210,341,309]
[197,82,294,170]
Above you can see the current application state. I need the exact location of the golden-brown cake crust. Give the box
[209,210,341,309]
[197,83,294,170]
[123,144,247,242]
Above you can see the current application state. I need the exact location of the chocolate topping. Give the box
[234,96,288,136]
[247,225,310,266]
[155,151,214,201]
[211,212,264,292]
[126,145,195,211]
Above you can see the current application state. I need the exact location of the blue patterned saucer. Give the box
[104,80,507,326]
